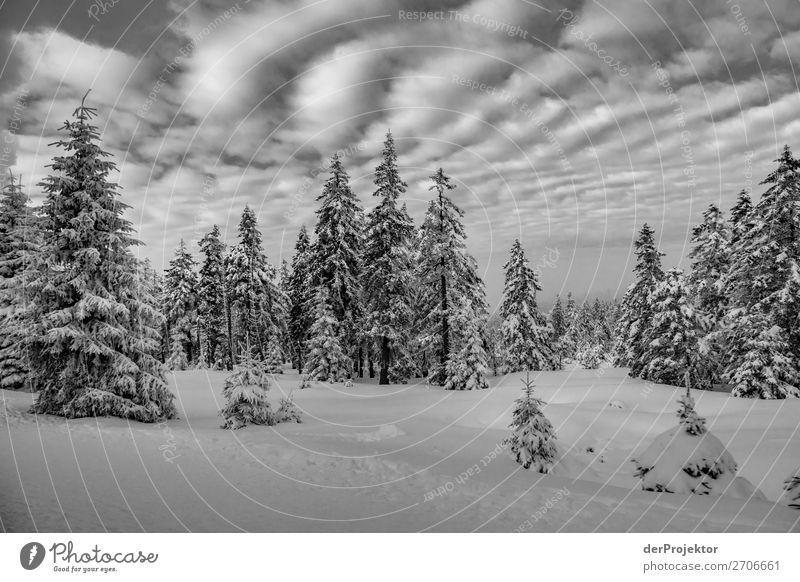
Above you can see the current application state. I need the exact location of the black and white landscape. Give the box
[1,0,799,533]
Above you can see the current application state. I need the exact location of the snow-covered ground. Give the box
[2,367,798,532]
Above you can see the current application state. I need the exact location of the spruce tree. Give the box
[0,172,36,389]
[226,206,286,361]
[0,171,29,282]
[504,373,558,472]
[613,223,664,376]
[198,225,229,369]
[219,355,274,429]
[287,225,313,371]
[443,305,490,390]
[688,204,729,323]
[417,168,487,384]
[304,287,351,381]
[722,146,800,397]
[363,131,415,384]
[549,295,566,342]
[309,153,364,356]
[728,190,753,248]
[164,239,198,368]
[723,310,799,398]
[639,269,703,387]
[499,239,555,372]
[26,94,175,421]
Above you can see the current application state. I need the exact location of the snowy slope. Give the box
[1,367,798,532]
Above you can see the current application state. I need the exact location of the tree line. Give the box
[613,146,800,399]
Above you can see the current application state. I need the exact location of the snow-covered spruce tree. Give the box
[728,189,753,249]
[363,131,415,385]
[575,342,605,369]
[721,146,800,397]
[500,239,555,372]
[308,154,365,374]
[783,469,800,509]
[504,373,558,472]
[416,168,487,384]
[639,269,704,387]
[287,225,313,371]
[688,204,729,323]
[274,394,303,424]
[198,225,229,369]
[549,295,567,341]
[0,171,37,390]
[264,336,284,374]
[633,387,752,497]
[164,239,198,368]
[304,287,351,382]
[0,171,29,283]
[226,206,286,361]
[723,310,799,398]
[688,204,730,386]
[165,335,189,370]
[443,304,489,390]
[27,94,175,421]
[613,223,664,376]
[564,302,593,358]
[219,355,274,429]
[591,298,613,350]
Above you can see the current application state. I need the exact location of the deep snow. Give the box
[1,367,798,532]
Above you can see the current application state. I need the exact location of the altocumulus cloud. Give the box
[1,0,800,305]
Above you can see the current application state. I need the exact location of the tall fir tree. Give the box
[287,225,313,371]
[687,204,729,385]
[639,269,703,387]
[416,168,487,384]
[24,94,175,420]
[304,286,351,382]
[688,204,729,323]
[164,239,198,368]
[443,307,490,391]
[722,146,800,397]
[499,239,555,372]
[363,131,415,384]
[308,154,365,374]
[549,295,567,341]
[728,190,753,248]
[226,206,286,361]
[0,171,37,389]
[198,225,229,369]
[613,223,664,376]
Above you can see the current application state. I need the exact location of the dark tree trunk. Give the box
[225,295,235,370]
[440,270,449,370]
[358,345,364,378]
[379,336,390,385]
[368,345,375,378]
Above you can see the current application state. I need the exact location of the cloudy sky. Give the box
[2,0,800,308]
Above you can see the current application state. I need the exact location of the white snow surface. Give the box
[1,367,798,532]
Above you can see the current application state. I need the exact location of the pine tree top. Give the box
[633,223,664,280]
[373,131,407,201]
[677,386,707,436]
[761,145,800,186]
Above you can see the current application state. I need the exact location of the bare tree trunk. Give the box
[379,336,390,385]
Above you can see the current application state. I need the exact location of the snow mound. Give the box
[352,424,406,442]
[633,426,763,499]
